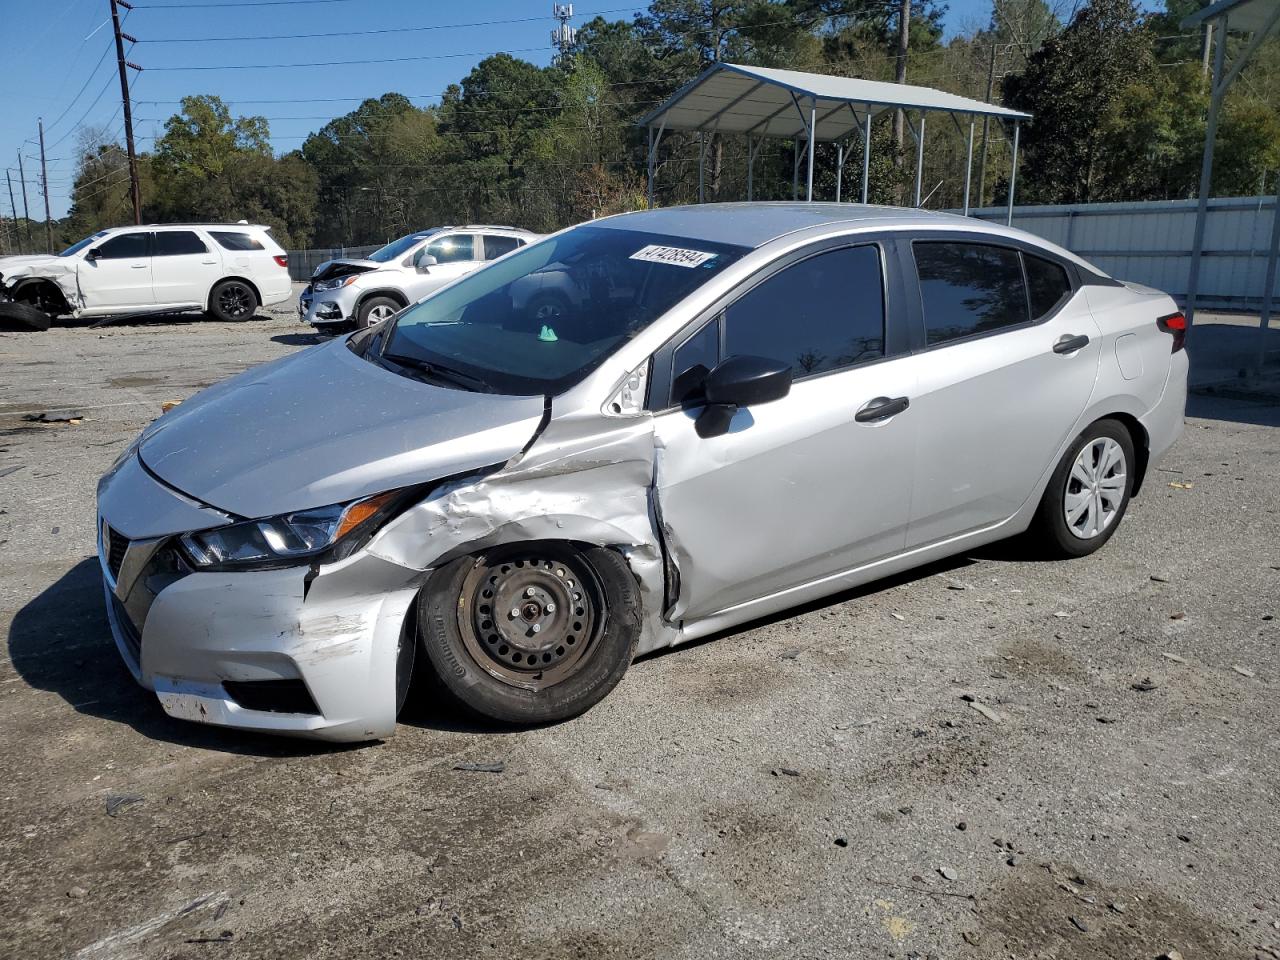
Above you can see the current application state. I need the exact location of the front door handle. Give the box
[1053,333,1090,354]
[855,395,910,423]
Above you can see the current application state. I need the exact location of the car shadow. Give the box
[1186,391,1280,428]
[7,557,357,758]
[270,332,326,347]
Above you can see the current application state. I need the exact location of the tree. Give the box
[1003,0,1155,203]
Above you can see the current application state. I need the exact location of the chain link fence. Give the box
[284,244,382,282]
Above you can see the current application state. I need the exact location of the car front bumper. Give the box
[299,286,355,328]
[97,455,422,742]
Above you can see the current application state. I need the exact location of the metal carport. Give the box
[637,62,1032,222]
[1180,0,1280,365]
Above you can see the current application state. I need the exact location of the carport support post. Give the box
[861,112,871,204]
[747,135,754,201]
[646,125,654,208]
[806,98,816,202]
[836,143,844,202]
[1257,180,1280,371]
[1006,121,1020,226]
[1186,18,1228,338]
[698,131,706,204]
[963,119,975,216]
[913,114,926,207]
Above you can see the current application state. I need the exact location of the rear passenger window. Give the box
[1024,253,1072,320]
[95,232,150,259]
[721,245,885,377]
[483,235,520,260]
[426,234,477,263]
[914,242,1028,345]
[210,231,265,251]
[153,231,208,256]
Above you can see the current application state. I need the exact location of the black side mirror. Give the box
[696,354,792,438]
[85,248,100,261]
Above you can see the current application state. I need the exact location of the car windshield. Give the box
[60,232,107,257]
[379,225,748,395]
[367,232,437,263]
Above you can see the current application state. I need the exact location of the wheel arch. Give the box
[357,288,409,313]
[1093,411,1150,497]
[10,278,71,315]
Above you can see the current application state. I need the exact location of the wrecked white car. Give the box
[0,223,292,330]
[96,204,1187,741]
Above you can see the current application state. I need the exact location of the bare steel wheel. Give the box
[418,544,640,724]
[460,554,599,690]
[1064,436,1127,539]
[1030,418,1136,559]
[208,280,258,322]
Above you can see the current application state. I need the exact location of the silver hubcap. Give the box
[368,304,395,324]
[1064,437,1126,539]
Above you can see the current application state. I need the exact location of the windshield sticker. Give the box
[629,244,719,268]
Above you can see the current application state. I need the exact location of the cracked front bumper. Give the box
[97,455,423,742]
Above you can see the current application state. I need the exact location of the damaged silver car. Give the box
[96,203,1187,741]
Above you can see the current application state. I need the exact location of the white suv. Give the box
[300,225,541,331]
[0,223,293,324]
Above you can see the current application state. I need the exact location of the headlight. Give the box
[313,274,360,292]
[181,490,398,569]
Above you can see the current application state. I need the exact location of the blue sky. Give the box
[2,0,1007,221]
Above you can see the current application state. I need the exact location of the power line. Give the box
[133,0,364,8]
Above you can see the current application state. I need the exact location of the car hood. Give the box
[0,254,70,279]
[310,258,382,283]
[138,337,546,519]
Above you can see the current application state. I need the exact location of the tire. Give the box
[395,601,417,717]
[418,543,640,725]
[0,301,53,332]
[207,280,258,322]
[357,295,401,329]
[1029,418,1136,559]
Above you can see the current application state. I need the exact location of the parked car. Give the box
[97,203,1187,742]
[0,223,292,328]
[299,225,541,331]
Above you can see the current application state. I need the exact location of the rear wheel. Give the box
[418,544,640,724]
[357,295,401,329]
[1029,418,1135,558]
[208,280,258,322]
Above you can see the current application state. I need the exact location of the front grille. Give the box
[223,679,320,715]
[105,525,129,580]
[110,594,143,665]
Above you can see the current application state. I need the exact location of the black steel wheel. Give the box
[208,280,258,322]
[418,544,640,724]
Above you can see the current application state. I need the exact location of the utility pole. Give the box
[17,150,34,251]
[893,0,911,163]
[110,0,142,224]
[977,39,997,209]
[6,170,20,255]
[38,119,53,253]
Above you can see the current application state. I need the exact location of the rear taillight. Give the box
[273,254,289,269]
[1157,311,1186,353]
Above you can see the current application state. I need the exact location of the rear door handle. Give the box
[1053,334,1090,354]
[855,395,910,423]
[130,263,148,269]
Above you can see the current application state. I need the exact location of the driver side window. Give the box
[425,234,477,264]
[96,232,151,260]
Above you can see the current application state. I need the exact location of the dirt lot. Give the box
[1,303,1278,959]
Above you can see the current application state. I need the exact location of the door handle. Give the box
[131,263,148,269]
[1053,333,1090,354]
[855,395,910,423]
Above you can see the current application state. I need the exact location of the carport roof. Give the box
[1181,0,1280,33]
[637,62,1031,142]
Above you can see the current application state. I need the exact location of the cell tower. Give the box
[551,4,576,62]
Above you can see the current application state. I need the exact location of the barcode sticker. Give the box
[629,244,718,268]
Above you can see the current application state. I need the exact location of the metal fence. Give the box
[284,244,381,282]
[963,195,1280,310]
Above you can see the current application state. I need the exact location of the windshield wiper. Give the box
[381,352,492,392]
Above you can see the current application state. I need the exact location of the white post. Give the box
[646,125,655,209]
[698,130,706,204]
[836,143,844,202]
[806,98,817,202]
[861,112,871,203]
[913,114,926,207]
[1258,182,1280,370]
[747,136,754,201]
[1006,121,1020,226]
[963,119,975,216]
[1186,17,1229,338]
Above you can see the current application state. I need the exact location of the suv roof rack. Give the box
[138,222,272,230]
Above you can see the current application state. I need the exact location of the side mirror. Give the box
[85,248,100,261]
[416,253,437,273]
[696,354,792,438]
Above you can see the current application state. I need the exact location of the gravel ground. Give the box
[1,299,1278,960]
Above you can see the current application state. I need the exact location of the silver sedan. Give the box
[96,204,1188,741]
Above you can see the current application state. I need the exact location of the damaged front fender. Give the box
[0,256,82,315]
[367,411,679,656]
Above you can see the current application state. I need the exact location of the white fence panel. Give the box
[963,196,1280,310]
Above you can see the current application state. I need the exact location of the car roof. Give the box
[106,223,273,232]
[593,202,998,248]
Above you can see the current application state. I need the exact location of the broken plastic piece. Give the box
[538,325,558,342]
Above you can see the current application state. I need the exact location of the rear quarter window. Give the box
[210,231,266,252]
